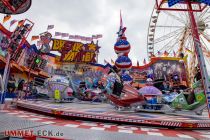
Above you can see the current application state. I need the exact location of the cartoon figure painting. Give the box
[40,32,52,54]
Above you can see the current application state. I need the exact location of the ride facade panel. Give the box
[0,21,52,101]
[131,57,188,89]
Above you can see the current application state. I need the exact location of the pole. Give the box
[27,66,32,84]
[27,55,36,93]
[187,2,210,117]
[1,53,11,104]
[26,53,38,95]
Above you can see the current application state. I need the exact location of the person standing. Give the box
[7,74,16,93]
[17,80,25,100]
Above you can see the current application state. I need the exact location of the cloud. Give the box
[5,0,154,65]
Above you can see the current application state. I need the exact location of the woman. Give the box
[112,72,124,97]
[17,80,25,100]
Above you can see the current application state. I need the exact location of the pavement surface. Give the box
[15,100,210,128]
[0,108,210,140]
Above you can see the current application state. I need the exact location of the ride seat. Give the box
[186,101,200,110]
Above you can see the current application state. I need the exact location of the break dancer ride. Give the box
[104,12,174,112]
[106,11,145,110]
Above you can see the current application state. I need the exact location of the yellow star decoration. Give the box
[88,43,97,51]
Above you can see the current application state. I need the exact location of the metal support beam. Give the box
[187,2,210,118]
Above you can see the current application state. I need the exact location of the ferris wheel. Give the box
[147,3,210,83]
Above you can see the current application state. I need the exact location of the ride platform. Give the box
[14,100,210,129]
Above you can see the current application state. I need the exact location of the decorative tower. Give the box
[114,11,132,70]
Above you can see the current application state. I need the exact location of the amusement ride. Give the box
[0,1,210,135]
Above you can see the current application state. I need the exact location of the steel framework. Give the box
[155,0,210,118]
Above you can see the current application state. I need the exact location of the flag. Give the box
[118,10,123,35]
[69,35,75,39]
[102,67,110,74]
[18,20,24,26]
[200,0,210,6]
[10,19,17,27]
[173,51,176,57]
[21,44,27,49]
[149,52,155,57]
[75,35,81,39]
[163,51,169,56]
[168,0,182,7]
[84,37,88,41]
[137,61,139,66]
[120,10,123,28]
[104,59,108,64]
[37,41,42,46]
[47,25,54,30]
[96,34,103,38]
[143,59,146,65]
[157,51,161,56]
[25,23,31,28]
[92,35,97,39]
[61,33,69,37]
[3,15,11,23]
[117,10,127,37]
[55,32,62,36]
[185,48,193,53]
[111,59,115,65]
[80,36,86,41]
[31,36,39,41]
[78,36,82,39]
[86,37,93,41]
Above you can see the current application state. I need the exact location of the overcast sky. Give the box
[0,0,155,65]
